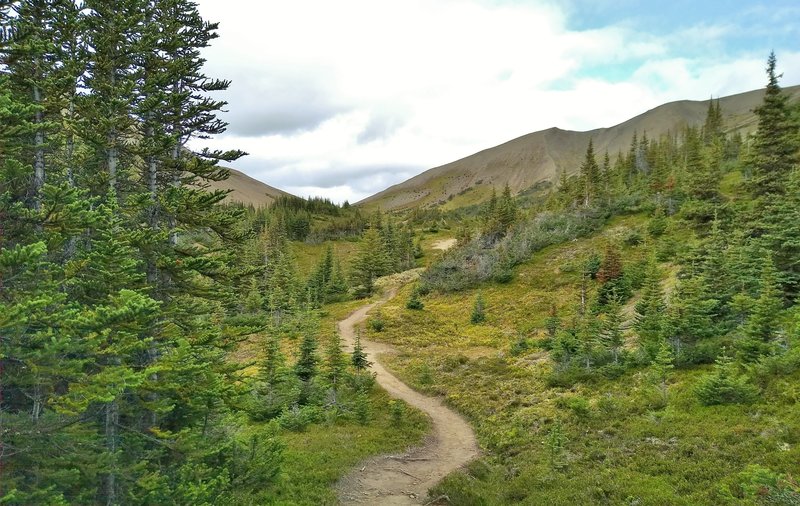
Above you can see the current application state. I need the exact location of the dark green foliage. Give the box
[748,52,798,199]
[481,184,518,244]
[545,302,561,338]
[647,205,668,237]
[601,299,625,364]
[471,292,486,324]
[546,420,569,470]
[350,227,389,297]
[354,390,371,425]
[597,243,632,306]
[369,309,386,332]
[294,333,319,383]
[648,340,675,407]
[579,139,600,207]
[635,259,667,359]
[388,399,405,427]
[738,257,784,362]
[351,330,371,372]
[584,253,602,279]
[695,353,759,405]
[0,0,289,501]
[307,245,349,306]
[406,286,424,310]
[734,465,800,505]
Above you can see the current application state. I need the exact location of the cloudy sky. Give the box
[194,0,800,204]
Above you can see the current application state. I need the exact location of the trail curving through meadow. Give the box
[335,287,480,505]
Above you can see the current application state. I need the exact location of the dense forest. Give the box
[2,0,799,504]
[0,1,423,503]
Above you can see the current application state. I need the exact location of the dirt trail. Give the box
[335,288,480,505]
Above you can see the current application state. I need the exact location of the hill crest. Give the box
[357,85,800,211]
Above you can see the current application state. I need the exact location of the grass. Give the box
[229,283,430,505]
[361,213,800,505]
[290,240,360,275]
[252,387,429,505]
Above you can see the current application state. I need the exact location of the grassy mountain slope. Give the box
[205,166,291,207]
[363,213,799,505]
[359,85,800,212]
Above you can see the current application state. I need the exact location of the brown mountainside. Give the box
[205,166,291,208]
[358,85,800,211]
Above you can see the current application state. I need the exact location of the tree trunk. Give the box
[104,399,119,506]
[168,143,179,246]
[33,84,44,210]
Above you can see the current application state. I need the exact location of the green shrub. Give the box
[406,288,424,310]
[556,395,591,419]
[368,311,385,332]
[471,292,486,324]
[278,405,324,432]
[388,399,405,427]
[546,420,569,470]
[354,391,370,425]
[734,465,800,504]
[695,354,759,406]
[510,336,530,356]
[623,227,644,246]
[418,364,434,386]
[584,253,602,279]
[648,208,668,237]
[493,268,514,284]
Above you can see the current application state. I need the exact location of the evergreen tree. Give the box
[599,150,611,204]
[695,351,758,405]
[684,126,721,204]
[579,138,600,207]
[597,242,630,304]
[324,329,348,403]
[294,332,318,406]
[649,340,675,405]
[260,335,285,388]
[350,227,388,296]
[481,186,504,243]
[663,276,719,363]
[471,291,486,324]
[498,183,518,230]
[739,257,783,361]
[602,298,625,364]
[545,302,561,339]
[406,286,424,310]
[351,329,371,372]
[635,258,666,358]
[748,52,798,198]
[702,97,724,146]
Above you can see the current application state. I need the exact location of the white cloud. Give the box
[193,0,799,204]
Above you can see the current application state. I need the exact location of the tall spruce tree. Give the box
[749,52,797,198]
[579,138,600,207]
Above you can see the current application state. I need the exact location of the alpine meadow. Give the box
[2,1,800,505]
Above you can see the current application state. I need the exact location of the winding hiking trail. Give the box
[335,287,480,505]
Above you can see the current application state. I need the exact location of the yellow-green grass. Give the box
[361,213,800,505]
[290,240,360,276]
[229,289,430,505]
[245,387,429,505]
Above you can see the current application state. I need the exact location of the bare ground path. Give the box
[335,286,480,505]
